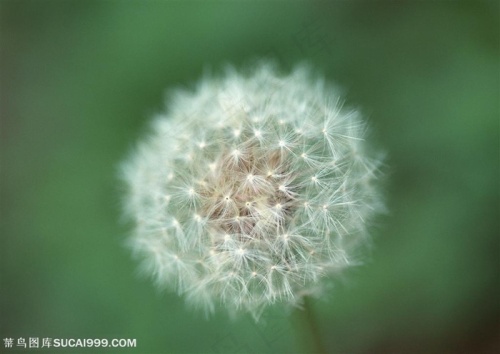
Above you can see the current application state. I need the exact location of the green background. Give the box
[1,1,498,353]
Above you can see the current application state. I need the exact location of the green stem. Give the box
[295,296,328,354]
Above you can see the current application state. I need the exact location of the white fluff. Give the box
[121,62,384,319]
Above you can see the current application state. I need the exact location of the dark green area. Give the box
[1,1,498,353]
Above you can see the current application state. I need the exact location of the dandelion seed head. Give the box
[121,62,384,320]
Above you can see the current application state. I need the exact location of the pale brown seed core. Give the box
[198,143,296,237]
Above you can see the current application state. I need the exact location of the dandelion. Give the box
[121,62,384,320]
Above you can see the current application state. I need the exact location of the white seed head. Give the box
[121,62,384,319]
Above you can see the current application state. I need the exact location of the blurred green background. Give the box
[1,1,498,353]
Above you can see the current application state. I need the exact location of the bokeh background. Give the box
[1,1,498,353]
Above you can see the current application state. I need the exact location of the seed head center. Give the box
[198,144,297,236]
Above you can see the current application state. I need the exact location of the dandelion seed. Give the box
[120,62,384,320]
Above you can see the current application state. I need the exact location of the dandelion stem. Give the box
[295,296,327,354]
